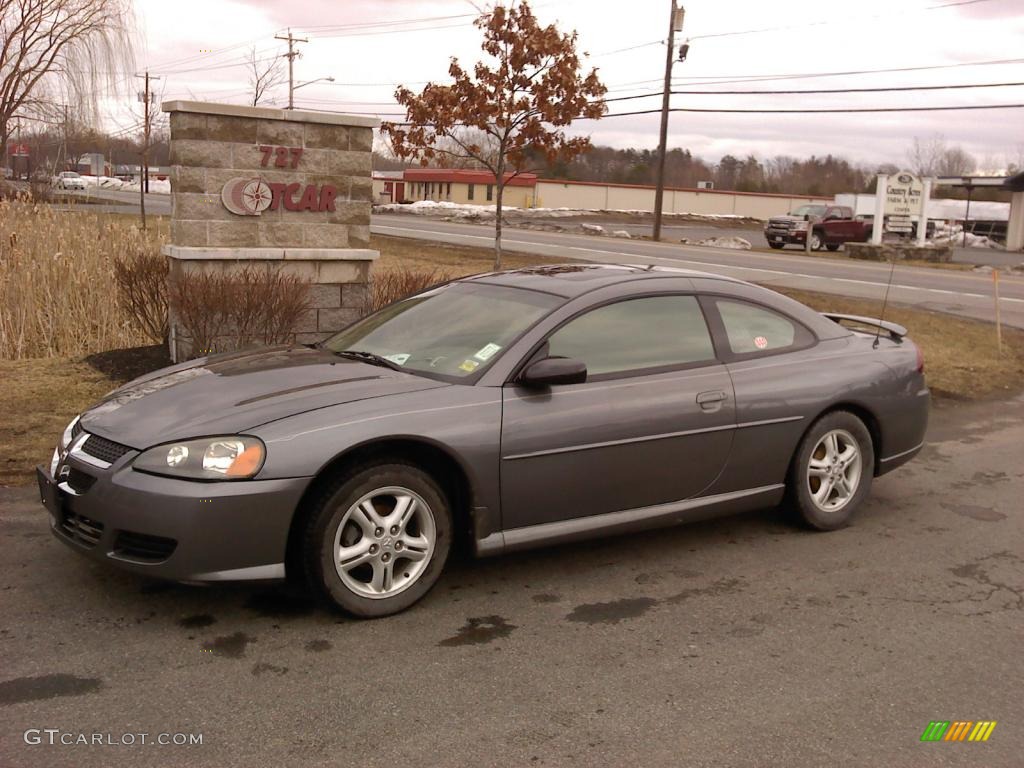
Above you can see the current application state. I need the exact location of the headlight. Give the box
[794,221,809,231]
[133,436,265,480]
[60,415,81,450]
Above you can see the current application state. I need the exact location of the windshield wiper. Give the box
[331,349,404,371]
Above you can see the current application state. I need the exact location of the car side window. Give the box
[714,299,810,355]
[546,295,715,377]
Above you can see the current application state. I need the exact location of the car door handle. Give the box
[696,390,727,411]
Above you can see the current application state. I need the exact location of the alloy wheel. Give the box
[332,486,436,599]
[806,429,862,513]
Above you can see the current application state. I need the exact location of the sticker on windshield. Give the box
[754,336,768,350]
[474,342,502,361]
[384,353,410,365]
[458,359,480,373]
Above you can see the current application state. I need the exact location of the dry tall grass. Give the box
[0,201,166,360]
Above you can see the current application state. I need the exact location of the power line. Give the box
[689,0,1001,40]
[600,80,1024,103]
[586,103,1024,118]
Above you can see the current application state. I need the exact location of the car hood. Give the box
[80,346,448,448]
[768,215,805,224]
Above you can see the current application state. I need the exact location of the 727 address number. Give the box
[258,145,303,169]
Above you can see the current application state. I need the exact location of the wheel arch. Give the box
[285,436,478,579]
[798,401,883,476]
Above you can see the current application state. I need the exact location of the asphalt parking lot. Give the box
[1,395,1021,768]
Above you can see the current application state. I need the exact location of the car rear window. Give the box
[714,299,811,355]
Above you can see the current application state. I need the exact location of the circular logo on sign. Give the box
[221,177,272,216]
[754,336,768,349]
[896,173,914,184]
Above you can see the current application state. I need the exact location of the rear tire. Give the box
[826,243,840,252]
[787,411,874,531]
[300,462,452,617]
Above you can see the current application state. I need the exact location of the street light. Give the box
[294,76,334,92]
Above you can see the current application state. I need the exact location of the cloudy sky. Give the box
[124,0,1024,170]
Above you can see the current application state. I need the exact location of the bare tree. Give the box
[0,0,135,160]
[907,134,974,177]
[247,47,285,107]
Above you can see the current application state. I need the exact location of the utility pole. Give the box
[135,71,160,229]
[652,2,685,242]
[275,29,308,109]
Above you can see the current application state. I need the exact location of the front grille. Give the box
[113,530,178,563]
[65,467,97,494]
[60,511,104,548]
[81,434,131,465]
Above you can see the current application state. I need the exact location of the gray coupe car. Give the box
[39,265,929,616]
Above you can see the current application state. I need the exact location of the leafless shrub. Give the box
[170,266,312,359]
[113,250,169,343]
[370,267,452,314]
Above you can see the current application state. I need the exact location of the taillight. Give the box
[915,344,924,373]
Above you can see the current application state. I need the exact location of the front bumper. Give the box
[764,228,806,244]
[37,452,309,582]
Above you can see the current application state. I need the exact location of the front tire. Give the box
[826,243,840,252]
[809,231,823,251]
[301,462,452,617]
[768,241,785,250]
[787,411,874,530]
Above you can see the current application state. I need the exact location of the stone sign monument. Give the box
[162,100,379,360]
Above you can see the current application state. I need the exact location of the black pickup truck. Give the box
[764,204,871,251]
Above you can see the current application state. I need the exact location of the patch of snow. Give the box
[680,235,752,250]
[78,175,171,194]
[611,230,631,238]
[581,223,604,234]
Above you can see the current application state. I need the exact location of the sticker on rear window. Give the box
[384,353,410,365]
[754,336,768,349]
[458,359,480,373]
[474,342,502,361]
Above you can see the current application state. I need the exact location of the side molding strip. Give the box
[502,415,803,461]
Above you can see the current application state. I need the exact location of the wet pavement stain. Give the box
[139,581,177,595]
[251,662,288,677]
[304,639,332,653]
[566,597,657,625]
[439,615,517,646]
[941,503,1006,522]
[244,590,316,618]
[664,577,744,604]
[201,632,254,658]
[0,674,103,706]
[531,593,561,604]
[177,614,216,629]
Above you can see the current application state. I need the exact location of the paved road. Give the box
[1,395,1022,767]
[373,214,1024,329]
[63,187,171,215]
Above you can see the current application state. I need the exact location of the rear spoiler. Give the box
[821,312,907,342]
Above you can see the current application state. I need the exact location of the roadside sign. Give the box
[884,171,924,217]
[7,143,29,156]
[887,214,914,233]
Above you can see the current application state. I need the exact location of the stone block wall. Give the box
[846,242,953,263]
[162,101,379,361]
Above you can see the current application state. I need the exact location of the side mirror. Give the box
[520,357,587,387]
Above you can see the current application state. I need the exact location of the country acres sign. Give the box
[884,172,925,217]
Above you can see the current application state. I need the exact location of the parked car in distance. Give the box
[764,204,871,251]
[53,171,86,190]
[39,265,929,617]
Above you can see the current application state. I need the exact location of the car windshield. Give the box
[790,205,826,217]
[321,282,561,380]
